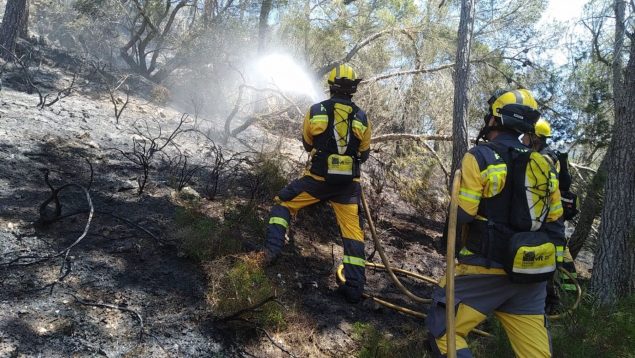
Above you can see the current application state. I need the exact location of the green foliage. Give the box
[224,203,267,237]
[173,206,241,262]
[247,153,288,204]
[209,256,285,329]
[469,320,515,358]
[352,322,430,358]
[550,294,635,357]
[392,146,445,214]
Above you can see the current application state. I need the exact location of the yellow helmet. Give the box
[327,64,361,94]
[489,89,539,115]
[486,89,541,133]
[534,118,552,137]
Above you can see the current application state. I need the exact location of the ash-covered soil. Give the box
[0,51,445,357]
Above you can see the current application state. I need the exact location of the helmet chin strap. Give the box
[476,125,492,144]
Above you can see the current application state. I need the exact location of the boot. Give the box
[337,284,363,304]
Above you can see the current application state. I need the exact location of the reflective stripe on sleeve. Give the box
[343,255,365,267]
[352,119,367,133]
[459,187,481,204]
[310,114,328,124]
[269,217,289,229]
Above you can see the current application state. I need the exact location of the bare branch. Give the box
[4,183,94,268]
[317,28,398,77]
[581,19,611,66]
[371,133,452,143]
[224,85,246,143]
[362,63,455,83]
[0,44,43,104]
[570,162,598,173]
[216,295,278,322]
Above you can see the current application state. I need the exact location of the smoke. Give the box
[250,54,325,102]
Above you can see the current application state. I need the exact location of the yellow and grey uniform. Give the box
[426,132,565,358]
[265,95,371,298]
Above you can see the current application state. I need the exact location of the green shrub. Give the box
[247,153,289,203]
[392,146,446,215]
[206,255,285,329]
[223,203,266,237]
[550,294,635,357]
[352,322,430,358]
[173,206,242,262]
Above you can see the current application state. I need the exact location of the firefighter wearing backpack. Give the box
[262,64,371,304]
[426,89,565,358]
[527,119,580,313]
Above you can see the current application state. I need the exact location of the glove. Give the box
[557,152,568,161]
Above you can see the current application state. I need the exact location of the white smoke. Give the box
[251,54,324,102]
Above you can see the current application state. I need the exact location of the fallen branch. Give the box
[70,293,144,340]
[216,295,279,322]
[37,209,162,244]
[4,180,94,267]
[254,324,296,358]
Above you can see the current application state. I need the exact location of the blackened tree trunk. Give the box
[0,0,27,59]
[449,0,475,188]
[19,0,28,38]
[258,0,273,54]
[589,0,635,305]
[569,157,607,259]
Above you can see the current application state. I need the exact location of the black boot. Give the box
[337,284,363,304]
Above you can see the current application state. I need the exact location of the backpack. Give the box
[484,143,558,283]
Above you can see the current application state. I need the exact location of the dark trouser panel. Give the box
[426,270,552,358]
[265,204,290,257]
[264,175,365,295]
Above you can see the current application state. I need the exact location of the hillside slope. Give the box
[0,50,446,357]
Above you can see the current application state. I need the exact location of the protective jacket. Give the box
[302,95,371,180]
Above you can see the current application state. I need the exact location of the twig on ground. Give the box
[70,293,144,340]
[97,211,162,244]
[233,318,296,358]
[4,181,94,267]
[216,295,279,322]
[33,209,163,244]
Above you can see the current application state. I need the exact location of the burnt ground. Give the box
[0,51,447,357]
